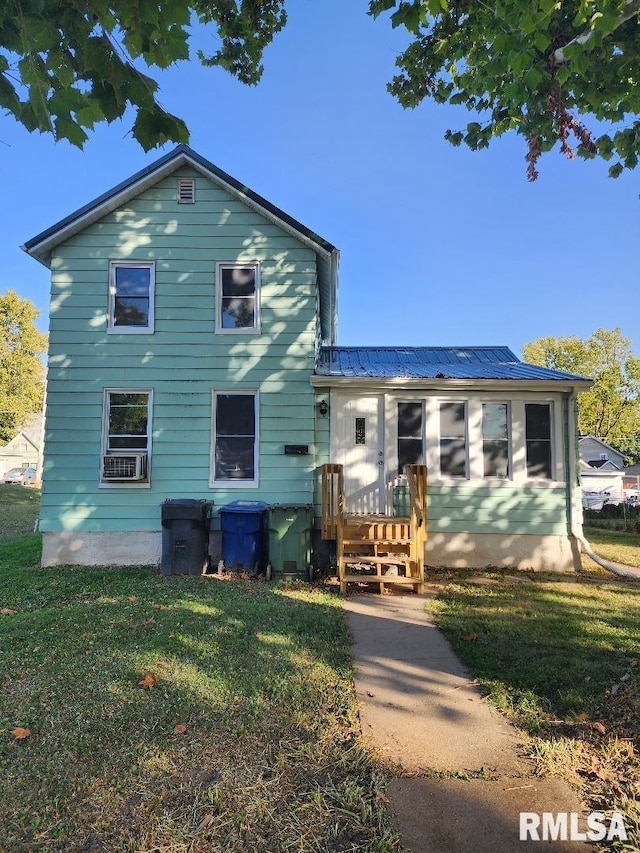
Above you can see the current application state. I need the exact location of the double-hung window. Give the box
[211,391,258,485]
[525,403,553,479]
[482,403,510,478]
[439,402,467,478]
[101,389,152,484]
[215,262,260,333]
[108,261,155,333]
[397,402,424,474]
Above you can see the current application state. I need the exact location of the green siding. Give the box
[41,166,320,534]
[427,484,569,536]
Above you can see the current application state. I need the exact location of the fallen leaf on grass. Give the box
[462,633,478,641]
[1,608,17,616]
[128,596,137,602]
[13,727,31,740]
[153,604,168,611]
[173,724,187,735]
[198,814,215,831]
[141,617,155,627]
[590,721,606,734]
[139,673,158,689]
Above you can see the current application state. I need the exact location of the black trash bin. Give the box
[161,499,213,576]
[219,500,268,574]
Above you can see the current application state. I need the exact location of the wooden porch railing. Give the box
[321,463,344,540]
[405,463,428,580]
[320,463,428,593]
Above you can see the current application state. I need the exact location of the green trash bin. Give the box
[267,504,314,581]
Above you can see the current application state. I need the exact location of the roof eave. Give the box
[23,145,337,267]
[311,376,593,392]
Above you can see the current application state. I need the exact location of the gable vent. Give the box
[177,178,195,204]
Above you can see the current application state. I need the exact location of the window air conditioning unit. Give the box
[102,453,147,481]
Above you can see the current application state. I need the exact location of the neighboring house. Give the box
[623,463,640,496]
[578,435,625,504]
[0,414,43,478]
[24,145,591,572]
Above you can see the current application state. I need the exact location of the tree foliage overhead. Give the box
[372,0,640,179]
[0,290,47,444]
[1,0,639,177]
[523,328,640,462]
[0,0,286,151]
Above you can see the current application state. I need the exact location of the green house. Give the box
[24,146,590,573]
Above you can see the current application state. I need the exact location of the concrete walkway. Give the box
[344,589,592,853]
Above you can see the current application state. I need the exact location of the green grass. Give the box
[0,537,402,852]
[583,527,640,569]
[428,576,640,849]
[0,485,40,541]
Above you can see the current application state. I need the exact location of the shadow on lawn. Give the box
[431,579,640,737]
[0,559,374,851]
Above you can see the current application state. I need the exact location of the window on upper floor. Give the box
[215,262,260,334]
[108,261,155,333]
[211,391,259,485]
[100,389,152,485]
[525,402,552,479]
[439,401,467,478]
[482,402,510,478]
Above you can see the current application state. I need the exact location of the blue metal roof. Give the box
[315,347,590,382]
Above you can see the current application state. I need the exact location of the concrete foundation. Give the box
[41,531,162,567]
[424,531,580,572]
[41,529,579,573]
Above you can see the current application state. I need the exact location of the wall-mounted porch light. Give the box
[318,399,329,417]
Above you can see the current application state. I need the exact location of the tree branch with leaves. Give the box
[0,290,47,444]
[1,1,639,177]
[523,328,640,462]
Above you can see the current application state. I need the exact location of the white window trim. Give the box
[107,260,155,334]
[100,388,153,489]
[215,261,261,335]
[210,389,259,488]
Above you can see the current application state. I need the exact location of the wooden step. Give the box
[342,555,412,566]
[342,538,411,546]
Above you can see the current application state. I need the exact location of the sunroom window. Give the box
[397,402,424,474]
[108,261,155,333]
[439,401,467,478]
[525,403,553,479]
[482,403,510,478]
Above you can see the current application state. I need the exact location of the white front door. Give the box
[336,395,385,513]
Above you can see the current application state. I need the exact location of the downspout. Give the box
[565,391,639,580]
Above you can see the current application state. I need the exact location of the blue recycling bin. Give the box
[219,501,268,573]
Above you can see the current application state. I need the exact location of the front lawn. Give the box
[0,484,40,541]
[429,575,640,849]
[0,536,401,851]
[583,527,640,569]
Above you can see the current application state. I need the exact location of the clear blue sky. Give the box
[2,0,638,357]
